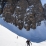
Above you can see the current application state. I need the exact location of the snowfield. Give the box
[0,24,46,46]
[0,24,26,46]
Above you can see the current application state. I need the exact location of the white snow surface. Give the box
[0,24,26,46]
[0,24,46,46]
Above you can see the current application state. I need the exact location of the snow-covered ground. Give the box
[0,24,26,46]
[0,24,46,46]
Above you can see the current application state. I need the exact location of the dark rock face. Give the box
[44,4,46,20]
[0,0,19,14]
[0,0,7,14]
[2,0,44,31]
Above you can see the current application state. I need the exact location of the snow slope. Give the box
[0,24,26,46]
[0,24,46,46]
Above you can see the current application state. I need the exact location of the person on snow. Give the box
[26,39,32,46]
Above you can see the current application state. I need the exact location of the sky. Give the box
[41,0,46,5]
[0,17,46,43]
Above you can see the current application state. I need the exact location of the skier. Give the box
[17,36,18,39]
[26,39,32,46]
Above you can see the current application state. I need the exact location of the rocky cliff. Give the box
[1,0,44,31]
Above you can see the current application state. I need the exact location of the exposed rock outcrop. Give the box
[2,0,44,31]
